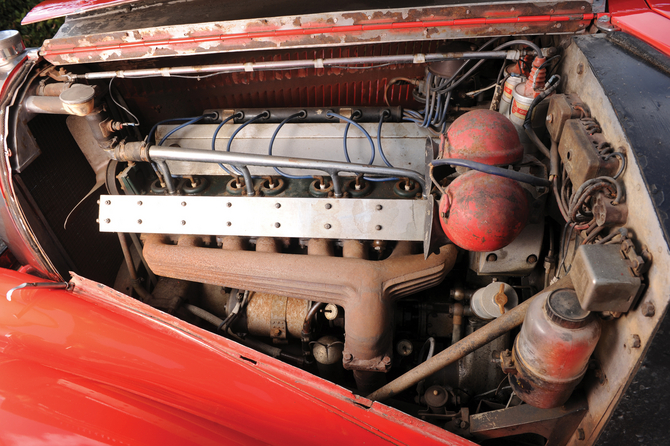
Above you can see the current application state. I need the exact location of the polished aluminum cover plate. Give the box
[157,123,426,177]
[98,195,427,241]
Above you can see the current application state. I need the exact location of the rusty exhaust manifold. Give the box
[143,235,457,389]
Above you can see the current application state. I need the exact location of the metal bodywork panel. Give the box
[0,268,474,445]
[38,0,593,65]
[557,35,670,445]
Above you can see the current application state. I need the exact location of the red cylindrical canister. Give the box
[510,289,601,409]
[438,171,529,252]
[443,109,524,166]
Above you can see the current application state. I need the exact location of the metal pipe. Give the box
[24,96,72,115]
[117,232,151,302]
[238,165,255,197]
[143,235,457,379]
[155,161,177,195]
[78,51,517,80]
[114,143,426,197]
[366,275,573,402]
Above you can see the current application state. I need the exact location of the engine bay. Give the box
[4,19,668,444]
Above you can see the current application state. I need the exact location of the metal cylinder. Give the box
[0,30,24,66]
[509,82,534,126]
[499,73,524,117]
[24,84,96,116]
[236,292,310,339]
[511,288,601,409]
[471,282,519,320]
[60,84,96,116]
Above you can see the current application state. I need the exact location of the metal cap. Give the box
[545,289,591,329]
[0,30,25,67]
[60,84,96,105]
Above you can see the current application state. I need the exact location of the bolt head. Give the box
[137,201,143,206]
[630,334,641,349]
[274,222,281,228]
[181,201,187,206]
[641,301,656,317]
[325,203,332,209]
[104,218,110,224]
[324,223,332,229]
[275,203,281,209]
[376,204,382,210]
[375,225,382,231]
[105,200,111,205]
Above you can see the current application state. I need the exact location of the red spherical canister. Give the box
[438,171,529,252]
[443,109,523,165]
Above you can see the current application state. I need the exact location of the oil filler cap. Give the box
[545,289,591,329]
[0,30,25,67]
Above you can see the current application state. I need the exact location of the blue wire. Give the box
[211,114,241,175]
[431,159,551,187]
[149,117,198,144]
[330,112,375,166]
[158,115,210,146]
[366,111,398,182]
[226,111,270,175]
[269,112,312,179]
[335,112,395,183]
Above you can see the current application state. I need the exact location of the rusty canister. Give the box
[510,288,601,408]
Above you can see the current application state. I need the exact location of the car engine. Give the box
[2,3,667,443]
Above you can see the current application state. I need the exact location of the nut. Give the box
[641,301,655,317]
[630,334,641,349]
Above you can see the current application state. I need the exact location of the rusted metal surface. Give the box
[551,40,670,445]
[366,275,573,402]
[443,109,524,165]
[470,391,588,446]
[142,234,457,375]
[146,276,192,314]
[40,2,593,65]
[107,42,434,124]
[438,171,529,252]
[511,289,601,409]
[241,292,309,339]
[558,119,620,188]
